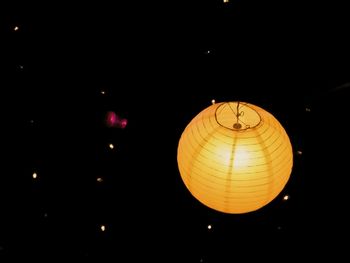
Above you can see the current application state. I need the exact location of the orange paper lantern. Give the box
[177,101,293,214]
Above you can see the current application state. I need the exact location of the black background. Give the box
[1,1,350,261]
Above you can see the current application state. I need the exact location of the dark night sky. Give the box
[1,1,350,261]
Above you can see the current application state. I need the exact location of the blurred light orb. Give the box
[177,101,293,214]
[119,118,128,129]
[106,111,117,127]
[105,111,127,129]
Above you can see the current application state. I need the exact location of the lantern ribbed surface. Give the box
[177,102,293,214]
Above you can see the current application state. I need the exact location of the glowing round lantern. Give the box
[177,101,293,214]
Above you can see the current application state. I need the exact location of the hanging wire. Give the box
[215,102,261,131]
[228,101,243,129]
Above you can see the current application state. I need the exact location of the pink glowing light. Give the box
[106,111,117,127]
[105,111,128,129]
[120,118,128,129]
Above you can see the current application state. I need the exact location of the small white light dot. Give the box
[283,195,290,201]
[297,150,303,155]
[207,224,212,230]
[101,90,106,95]
[108,143,114,149]
[29,119,34,124]
[305,107,311,112]
[223,0,229,3]
[32,172,38,179]
[13,26,19,31]
[43,213,48,218]
[206,50,211,54]
[18,65,24,70]
[211,99,216,105]
[97,177,103,183]
[100,225,106,232]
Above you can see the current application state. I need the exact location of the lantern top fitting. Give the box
[215,101,261,131]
